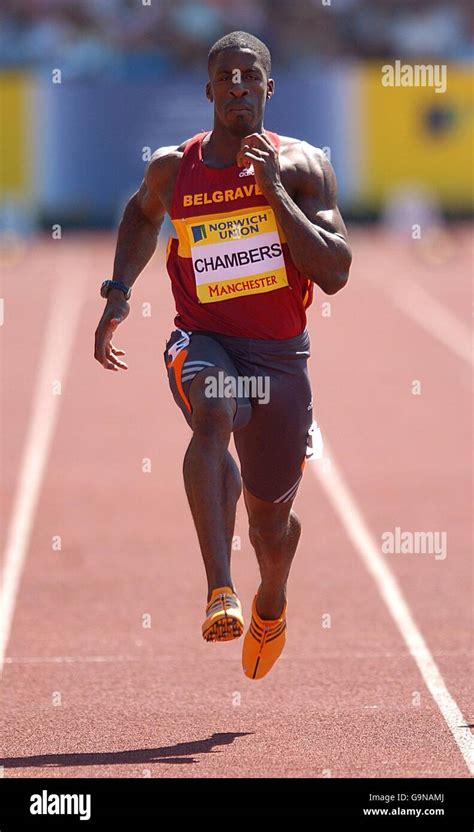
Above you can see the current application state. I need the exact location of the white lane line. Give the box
[0,280,84,677]
[310,446,474,775]
[3,655,143,665]
[365,274,472,366]
[3,648,470,664]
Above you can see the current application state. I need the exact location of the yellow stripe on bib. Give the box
[197,267,288,303]
[172,205,287,258]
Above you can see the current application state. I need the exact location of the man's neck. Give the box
[202,120,265,168]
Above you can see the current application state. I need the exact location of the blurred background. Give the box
[0,0,472,231]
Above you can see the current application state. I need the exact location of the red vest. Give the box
[166,131,313,339]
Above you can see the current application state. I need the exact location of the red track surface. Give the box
[1,227,472,778]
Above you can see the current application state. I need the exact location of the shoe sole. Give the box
[202,615,244,642]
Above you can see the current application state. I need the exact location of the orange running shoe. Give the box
[202,586,244,642]
[242,594,288,679]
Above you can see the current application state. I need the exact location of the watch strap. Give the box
[100,279,131,300]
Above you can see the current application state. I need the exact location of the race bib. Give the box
[183,207,289,303]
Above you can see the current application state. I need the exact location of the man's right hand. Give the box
[94,291,130,371]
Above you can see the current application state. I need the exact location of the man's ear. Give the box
[266,78,275,100]
[206,81,213,102]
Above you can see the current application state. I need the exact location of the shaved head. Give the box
[208,31,271,78]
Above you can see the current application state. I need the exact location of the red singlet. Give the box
[166,131,314,339]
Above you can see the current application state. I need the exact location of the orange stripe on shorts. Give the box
[167,348,192,413]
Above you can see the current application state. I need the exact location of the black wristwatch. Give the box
[100,279,131,301]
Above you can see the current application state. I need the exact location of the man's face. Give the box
[207,48,274,136]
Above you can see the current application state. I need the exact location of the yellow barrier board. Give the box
[360,63,474,209]
[0,74,31,195]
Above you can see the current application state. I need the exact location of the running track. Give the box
[0,226,472,778]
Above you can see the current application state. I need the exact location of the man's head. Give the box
[206,31,274,136]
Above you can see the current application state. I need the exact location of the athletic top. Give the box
[166,131,314,339]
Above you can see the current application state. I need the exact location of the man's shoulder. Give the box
[145,136,200,186]
[276,136,335,199]
[277,135,327,168]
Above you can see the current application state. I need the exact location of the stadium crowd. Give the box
[1,0,472,78]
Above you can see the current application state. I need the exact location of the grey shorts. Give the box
[163,327,320,503]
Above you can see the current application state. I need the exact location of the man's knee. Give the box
[249,509,301,549]
[189,368,236,438]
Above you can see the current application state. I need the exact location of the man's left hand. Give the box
[237,133,281,196]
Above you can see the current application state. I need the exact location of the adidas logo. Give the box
[239,164,254,177]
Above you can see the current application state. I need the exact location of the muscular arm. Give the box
[110,150,169,292]
[238,137,352,295]
[94,147,178,369]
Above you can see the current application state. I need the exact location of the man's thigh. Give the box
[163,328,252,430]
[233,365,314,504]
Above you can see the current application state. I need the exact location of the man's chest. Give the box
[162,154,300,216]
